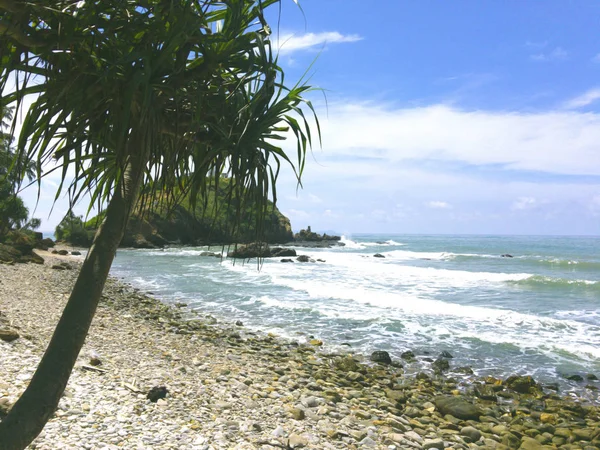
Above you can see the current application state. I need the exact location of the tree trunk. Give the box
[0,149,146,450]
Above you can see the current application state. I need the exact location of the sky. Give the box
[13,1,600,235]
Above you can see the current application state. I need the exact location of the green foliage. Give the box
[55,211,93,246]
[1,0,319,244]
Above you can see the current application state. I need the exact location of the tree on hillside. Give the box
[0,1,319,448]
[0,104,37,235]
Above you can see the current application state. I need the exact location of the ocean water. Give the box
[109,234,600,397]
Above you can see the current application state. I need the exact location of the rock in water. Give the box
[58,249,69,255]
[432,358,450,373]
[296,255,310,262]
[147,386,168,402]
[505,375,537,394]
[439,350,453,358]
[370,350,392,365]
[434,396,482,421]
[373,253,385,258]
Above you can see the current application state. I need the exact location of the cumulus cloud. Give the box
[426,201,452,209]
[277,31,362,55]
[310,101,600,176]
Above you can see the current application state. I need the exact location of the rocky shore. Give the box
[1,256,600,449]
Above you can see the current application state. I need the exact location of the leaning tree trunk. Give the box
[0,150,146,450]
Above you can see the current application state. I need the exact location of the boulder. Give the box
[227,242,270,259]
[40,238,55,248]
[0,398,11,419]
[271,247,297,257]
[58,249,69,255]
[281,258,294,263]
[373,253,385,258]
[432,358,450,373]
[296,255,310,262]
[401,350,416,360]
[0,329,20,342]
[370,350,392,365]
[439,350,453,358]
[71,250,82,256]
[434,396,482,421]
[565,374,584,382]
[505,375,537,394]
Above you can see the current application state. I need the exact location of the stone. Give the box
[566,374,584,382]
[309,339,323,346]
[288,433,307,448]
[370,350,392,365]
[0,398,11,418]
[71,250,82,256]
[460,426,482,443]
[358,436,377,447]
[434,396,482,421]
[439,350,453,358]
[505,375,537,394]
[502,432,520,448]
[422,438,445,449]
[290,407,305,420]
[271,248,297,257]
[0,329,19,342]
[281,258,294,263]
[146,386,168,402]
[519,437,544,449]
[401,350,415,360]
[432,358,450,372]
[272,425,285,437]
[373,253,385,258]
[58,249,69,255]
[296,255,310,262]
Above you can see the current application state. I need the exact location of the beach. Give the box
[1,253,600,449]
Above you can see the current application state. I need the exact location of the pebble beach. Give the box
[1,253,600,449]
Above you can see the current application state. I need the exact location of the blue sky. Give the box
[16,1,600,235]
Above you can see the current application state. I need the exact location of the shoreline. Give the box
[1,257,600,449]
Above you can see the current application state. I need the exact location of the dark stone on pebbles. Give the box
[0,329,19,342]
[435,396,482,421]
[147,386,168,402]
[71,251,82,256]
[58,249,69,255]
[370,350,392,365]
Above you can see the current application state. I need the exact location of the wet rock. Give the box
[296,255,310,262]
[0,329,19,342]
[147,386,168,402]
[370,350,392,365]
[505,375,537,394]
[455,366,474,375]
[334,356,361,372]
[519,436,544,449]
[235,320,243,326]
[401,350,415,360]
[586,373,598,381]
[434,396,482,421]
[501,254,513,258]
[58,249,69,255]
[227,242,270,259]
[432,358,450,373]
[460,426,481,443]
[71,251,82,256]
[373,253,385,258]
[439,350,453,358]
[422,438,445,449]
[309,339,323,346]
[565,374,584,382]
[271,248,297,257]
[281,258,294,263]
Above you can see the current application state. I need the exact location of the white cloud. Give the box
[530,46,568,62]
[278,31,362,55]
[563,88,600,109]
[426,201,452,209]
[310,101,600,176]
[512,197,537,211]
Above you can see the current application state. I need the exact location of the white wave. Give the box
[361,239,406,247]
[339,236,366,249]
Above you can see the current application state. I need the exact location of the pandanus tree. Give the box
[0,0,319,448]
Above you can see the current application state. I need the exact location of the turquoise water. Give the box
[109,234,600,398]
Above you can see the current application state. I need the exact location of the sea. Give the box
[107,234,600,398]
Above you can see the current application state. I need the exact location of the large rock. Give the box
[227,242,271,259]
[271,247,297,257]
[505,375,537,394]
[370,350,392,365]
[434,396,482,421]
